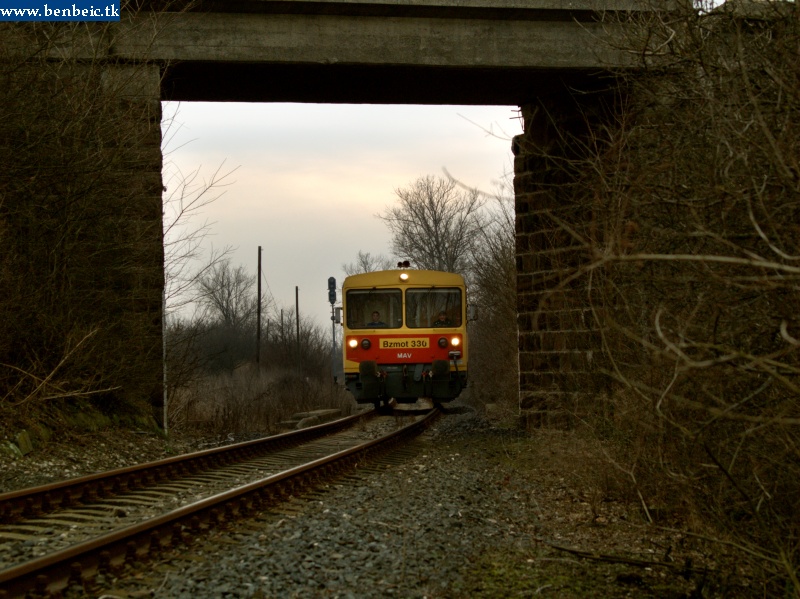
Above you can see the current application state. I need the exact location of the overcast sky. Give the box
[161,102,523,328]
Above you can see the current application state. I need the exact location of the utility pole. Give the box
[295,286,300,373]
[256,246,262,365]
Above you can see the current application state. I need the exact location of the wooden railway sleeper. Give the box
[81,485,97,503]
[148,531,163,559]
[224,502,236,523]
[34,574,48,598]
[190,516,201,533]
[98,550,111,575]
[124,540,138,567]
[67,562,84,591]
[22,497,37,518]
[209,508,221,526]
[282,479,296,498]
[300,471,313,488]
[170,523,184,548]
[255,488,272,505]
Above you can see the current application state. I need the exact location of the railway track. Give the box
[0,408,439,598]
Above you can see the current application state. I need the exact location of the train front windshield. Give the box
[345,287,463,329]
[405,288,462,328]
[346,289,402,328]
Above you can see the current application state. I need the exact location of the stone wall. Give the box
[513,89,613,427]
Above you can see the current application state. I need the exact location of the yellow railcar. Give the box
[342,268,468,408]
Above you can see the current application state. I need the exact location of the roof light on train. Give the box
[348,338,358,349]
[399,272,409,281]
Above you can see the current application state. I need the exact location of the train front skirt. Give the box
[344,360,467,403]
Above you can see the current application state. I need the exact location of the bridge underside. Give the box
[163,62,593,105]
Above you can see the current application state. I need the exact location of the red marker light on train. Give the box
[438,337,448,348]
[361,338,371,349]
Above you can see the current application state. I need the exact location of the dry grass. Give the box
[167,365,355,435]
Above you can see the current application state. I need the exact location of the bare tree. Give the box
[196,260,259,331]
[467,176,519,408]
[341,250,396,276]
[161,128,239,314]
[469,176,516,319]
[379,175,484,273]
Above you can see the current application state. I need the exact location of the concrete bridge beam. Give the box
[113,5,635,104]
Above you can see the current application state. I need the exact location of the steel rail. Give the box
[0,409,373,524]
[0,409,438,599]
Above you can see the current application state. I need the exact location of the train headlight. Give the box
[438,337,448,348]
[399,272,409,281]
[450,337,460,347]
[348,338,358,349]
[361,338,371,349]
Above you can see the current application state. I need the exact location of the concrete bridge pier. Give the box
[513,89,614,428]
[106,63,165,425]
[61,60,164,425]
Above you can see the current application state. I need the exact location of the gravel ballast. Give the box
[2,408,720,598]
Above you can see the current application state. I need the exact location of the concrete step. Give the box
[279,408,343,431]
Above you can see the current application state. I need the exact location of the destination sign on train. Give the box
[379,338,429,349]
